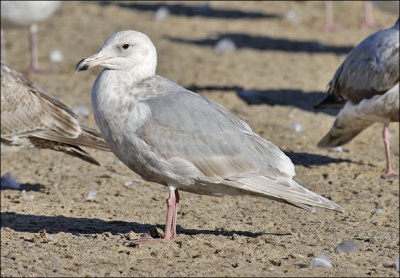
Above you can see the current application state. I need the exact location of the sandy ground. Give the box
[1,1,399,277]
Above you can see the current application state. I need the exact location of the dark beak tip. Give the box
[75,58,88,72]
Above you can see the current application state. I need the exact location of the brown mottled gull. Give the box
[315,18,399,179]
[1,61,109,166]
[75,30,344,243]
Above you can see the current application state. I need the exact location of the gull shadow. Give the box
[187,85,340,116]
[97,1,281,20]
[168,33,353,54]
[284,151,353,167]
[1,212,290,238]
[1,183,45,192]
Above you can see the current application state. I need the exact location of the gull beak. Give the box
[75,54,111,72]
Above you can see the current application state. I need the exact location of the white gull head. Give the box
[75,30,157,80]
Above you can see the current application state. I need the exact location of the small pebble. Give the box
[214,38,237,54]
[72,105,90,118]
[154,6,169,21]
[85,189,97,201]
[334,239,358,254]
[49,48,64,63]
[290,122,304,132]
[396,257,399,271]
[22,190,34,200]
[310,250,333,269]
[1,173,20,189]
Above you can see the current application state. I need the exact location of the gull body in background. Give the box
[1,61,109,167]
[1,1,61,73]
[76,30,344,243]
[315,18,399,179]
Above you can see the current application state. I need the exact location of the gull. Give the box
[75,30,344,243]
[315,18,399,179]
[1,1,61,73]
[1,60,110,166]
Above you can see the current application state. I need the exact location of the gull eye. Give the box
[122,44,130,49]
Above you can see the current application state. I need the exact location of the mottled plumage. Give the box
[76,30,344,243]
[1,61,109,165]
[316,18,399,178]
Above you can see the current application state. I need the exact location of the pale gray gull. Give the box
[1,1,61,73]
[75,30,344,243]
[1,60,110,166]
[315,18,399,179]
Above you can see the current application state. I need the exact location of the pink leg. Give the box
[29,24,41,72]
[361,1,382,29]
[134,186,180,244]
[382,125,398,179]
[27,24,58,74]
[172,190,180,237]
[323,1,342,32]
[164,187,178,240]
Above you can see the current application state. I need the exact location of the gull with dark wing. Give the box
[75,30,344,244]
[315,18,399,179]
[1,61,109,166]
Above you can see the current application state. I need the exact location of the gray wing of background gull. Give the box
[1,61,109,165]
[316,18,399,148]
[108,75,344,212]
[315,18,399,108]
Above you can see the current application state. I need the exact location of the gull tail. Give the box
[229,175,344,213]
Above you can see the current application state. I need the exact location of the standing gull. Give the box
[315,18,399,179]
[75,30,344,243]
[1,1,61,73]
[1,60,109,166]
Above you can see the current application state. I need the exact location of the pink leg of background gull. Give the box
[324,1,380,32]
[382,124,399,179]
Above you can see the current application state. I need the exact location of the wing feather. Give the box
[328,22,399,104]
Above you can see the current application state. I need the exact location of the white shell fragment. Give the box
[85,189,97,201]
[155,6,169,21]
[286,10,301,24]
[327,146,343,153]
[374,208,385,214]
[310,250,333,269]
[124,179,143,186]
[22,190,34,200]
[290,122,304,132]
[334,239,359,254]
[214,38,237,54]
[49,48,64,63]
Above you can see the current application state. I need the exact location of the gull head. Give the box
[75,30,157,76]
